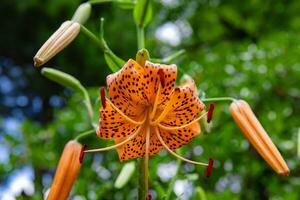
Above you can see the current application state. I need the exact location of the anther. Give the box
[158,68,165,88]
[207,102,215,123]
[100,87,106,109]
[79,144,87,163]
[146,194,152,200]
[174,87,180,92]
[205,158,214,177]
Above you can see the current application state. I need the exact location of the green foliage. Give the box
[134,0,153,28]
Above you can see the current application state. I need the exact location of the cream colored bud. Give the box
[34,20,80,67]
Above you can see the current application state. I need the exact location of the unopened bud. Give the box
[230,100,289,176]
[34,20,80,67]
[71,2,92,24]
[41,67,83,92]
[136,48,150,68]
[47,140,83,200]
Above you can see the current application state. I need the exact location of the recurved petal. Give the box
[98,102,140,139]
[47,140,82,200]
[159,122,201,150]
[115,130,146,161]
[230,100,289,176]
[160,80,205,126]
[106,59,148,115]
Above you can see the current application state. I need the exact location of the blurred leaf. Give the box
[133,0,153,27]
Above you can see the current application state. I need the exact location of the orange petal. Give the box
[115,129,146,161]
[47,140,82,200]
[161,80,205,126]
[106,59,148,114]
[230,100,289,176]
[144,61,177,104]
[159,122,201,150]
[99,102,140,139]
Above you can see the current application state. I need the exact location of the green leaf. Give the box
[133,0,153,28]
[114,0,136,10]
[195,187,207,200]
[114,161,135,189]
[104,52,122,72]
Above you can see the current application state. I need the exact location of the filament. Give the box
[151,89,176,125]
[149,83,162,120]
[144,125,150,196]
[158,111,208,131]
[155,127,208,166]
[106,98,145,125]
[84,126,142,153]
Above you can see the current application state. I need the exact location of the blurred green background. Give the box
[1,0,300,199]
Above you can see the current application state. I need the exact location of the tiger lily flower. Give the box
[230,100,289,176]
[85,59,214,197]
[47,140,85,200]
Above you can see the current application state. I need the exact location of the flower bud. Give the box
[41,67,83,93]
[71,2,92,24]
[34,20,80,67]
[47,140,83,200]
[230,100,289,176]
[136,48,149,67]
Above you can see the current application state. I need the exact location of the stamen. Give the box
[149,69,166,120]
[149,84,161,120]
[100,87,106,109]
[207,102,214,123]
[84,126,142,153]
[144,126,150,197]
[158,111,208,131]
[158,68,165,88]
[155,127,208,166]
[79,144,87,163]
[107,99,145,125]
[151,88,177,125]
[205,158,214,177]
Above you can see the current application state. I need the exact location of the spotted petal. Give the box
[160,122,200,150]
[98,102,140,139]
[144,61,177,105]
[161,80,205,126]
[106,59,148,116]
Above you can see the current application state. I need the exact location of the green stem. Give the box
[79,86,94,125]
[81,25,105,49]
[81,25,121,59]
[137,158,146,199]
[75,129,96,142]
[137,26,145,50]
[165,151,182,200]
[201,97,236,102]
[137,19,146,200]
[89,0,113,5]
[151,49,186,63]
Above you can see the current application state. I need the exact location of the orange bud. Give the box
[230,100,289,176]
[34,20,80,67]
[47,140,83,200]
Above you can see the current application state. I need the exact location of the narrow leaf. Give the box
[133,0,153,27]
[114,161,135,189]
